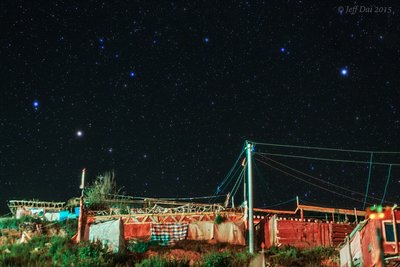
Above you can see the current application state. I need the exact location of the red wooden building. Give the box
[339,206,400,267]
[261,216,355,248]
[254,202,365,249]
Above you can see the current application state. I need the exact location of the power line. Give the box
[255,152,400,166]
[213,145,246,196]
[251,141,400,154]
[231,170,244,200]
[363,153,374,210]
[253,160,274,201]
[254,157,372,206]
[257,154,385,202]
[155,195,226,201]
[220,163,243,193]
[261,197,297,208]
[381,164,393,205]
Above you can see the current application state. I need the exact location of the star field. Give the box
[0,1,400,214]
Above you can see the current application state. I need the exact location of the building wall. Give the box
[264,216,355,249]
[359,219,381,266]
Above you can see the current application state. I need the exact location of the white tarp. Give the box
[187,221,214,240]
[340,231,362,267]
[214,221,246,245]
[89,219,125,253]
[15,208,30,219]
[187,221,246,245]
[44,212,60,221]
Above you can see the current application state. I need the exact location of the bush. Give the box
[127,241,148,253]
[0,216,42,231]
[201,251,251,267]
[0,218,19,230]
[55,219,78,238]
[0,235,115,267]
[214,214,226,225]
[267,246,338,266]
[232,251,253,266]
[301,246,337,265]
[135,256,190,267]
[85,171,118,210]
[202,251,229,266]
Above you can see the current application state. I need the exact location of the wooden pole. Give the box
[77,168,85,243]
[354,208,358,224]
[392,205,398,254]
[77,196,83,243]
[347,235,354,267]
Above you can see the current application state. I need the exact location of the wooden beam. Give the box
[90,211,244,223]
[297,204,366,216]
[253,208,298,215]
[254,205,366,217]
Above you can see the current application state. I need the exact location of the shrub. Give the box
[301,246,337,265]
[135,256,190,267]
[0,234,119,267]
[55,219,78,238]
[232,251,253,266]
[267,246,338,266]
[85,171,118,210]
[127,241,148,253]
[0,218,19,230]
[268,246,300,266]
[202,251,231,267]
[0,216,42,231]
[214,214,226,225]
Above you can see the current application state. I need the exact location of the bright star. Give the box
[129,71,136,77]
[76,130,83,137]
[340,67,348,76]
[280,47,285,52]
[33,100,39,109]
[203,37,209,43]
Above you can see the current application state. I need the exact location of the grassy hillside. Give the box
[0,217,339,266]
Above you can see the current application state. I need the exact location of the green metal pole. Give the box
[246,141,254,254]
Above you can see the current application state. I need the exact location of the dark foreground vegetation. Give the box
[0,217,338,266]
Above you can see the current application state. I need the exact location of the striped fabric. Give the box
[151,223,188,245]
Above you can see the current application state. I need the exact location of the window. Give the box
[383,222,400,242]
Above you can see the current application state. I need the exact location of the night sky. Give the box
[1,1,400,215]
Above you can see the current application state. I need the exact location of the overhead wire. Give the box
[253,160,277,204]
[363,153,374,210]
[380,164,393,205]
[261,197,297,208]
[251,141,400,154]
[254,157,372,206]
[214,145,246,195]
[231,169,244,201]
[219,163,244,194]
[155,195,226,201]
[257,154,385,203]
[255,152,400,166]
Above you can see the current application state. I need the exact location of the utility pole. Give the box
[243,166,247,205]
[246,141,254,254]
